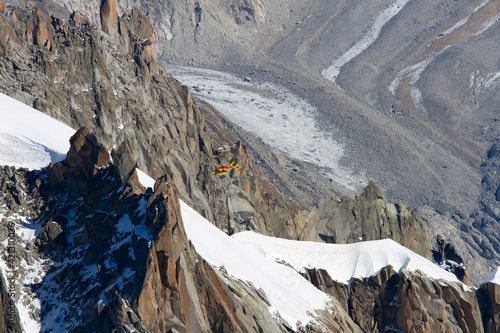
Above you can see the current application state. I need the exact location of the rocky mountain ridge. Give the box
[0,0,311,243]
[8,0,500,288]
[0,128,347,332]
[0,1,499,332]
[0,0,437,257]
[0,122,497,332]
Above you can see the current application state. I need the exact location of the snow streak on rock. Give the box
[389,46,450,114]
[165,65,367,191]
[322,0,411,84]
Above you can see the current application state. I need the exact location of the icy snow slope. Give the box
[0,93,75,169]
[180,199,331,327]
[232,231,461,284]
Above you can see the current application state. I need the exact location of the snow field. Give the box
[179,199,331,328]
[232,232,461,284]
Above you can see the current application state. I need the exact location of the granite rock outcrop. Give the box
[301,181,433,260]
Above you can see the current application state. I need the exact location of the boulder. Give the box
[100,0,118,36]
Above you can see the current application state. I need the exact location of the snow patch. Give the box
[0,93,75,169]
[441,17,469,36]
[474,14,500,36]
[116,214,134,234]
[136,168,156,189]
[481,267,500,285]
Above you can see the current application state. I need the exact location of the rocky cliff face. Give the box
[0,1,308,242]
[4,0,304,65]
[479,280,500,333]
[0,129,325,332]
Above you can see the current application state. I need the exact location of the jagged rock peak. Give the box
[100,0,118,36]
[362,180,384,201]
[47,127,111,192]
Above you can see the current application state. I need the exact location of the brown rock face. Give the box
[130,9,154,42]
[111,141,138,183]
[131,176,297,332]
[10,9,21,21]
[303,266,484,333]
[69,11,81,26]
[480,282,500,333]
[100,0,118,36]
